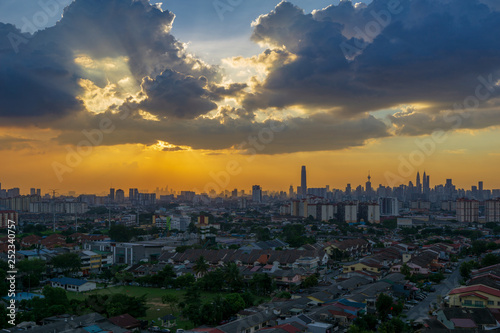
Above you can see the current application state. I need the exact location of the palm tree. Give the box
[193,256,209,277]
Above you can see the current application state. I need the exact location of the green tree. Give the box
[188,222,197,233]
[114,271,134,285]
[401,263,411,277]
[376,293,394,320]
[302,274,319,288]
[224,293,245,316]
[174,273,196,288]
[276,291,291,299]
[351,313,378,331]
[282,224,315,248]
[223,262,243,292]
[108,224,134,242]
[482,254,500,267]
[250,273,275,295]
[379,317,408,333]
[161,293,179,313]
[51,253,81,274]
[460,261,477,280]
[193,256,210,277]
[43,285,69,308]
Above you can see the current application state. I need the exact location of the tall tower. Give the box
[301,166,307,198]
[366,172,372,193]
[416,171,421,194]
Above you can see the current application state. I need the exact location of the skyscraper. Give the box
[416,171,421,194]
[109,188,115,202]
[301,166,307,198]
[252,185,262,203]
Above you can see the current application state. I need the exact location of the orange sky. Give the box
[2,126,500,195]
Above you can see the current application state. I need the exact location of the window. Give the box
[488,301,494,305]
[463,300,472,306]
[497,301,500,306]
[475,301,483,307]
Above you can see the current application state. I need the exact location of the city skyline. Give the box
[1,0,500,194]
[0,168,498,197]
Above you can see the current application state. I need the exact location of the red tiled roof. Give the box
[328,310,356,320]
[108,313,141,329]
[449,284,500,298]
[459,292,488,300]
[260,323,304,333]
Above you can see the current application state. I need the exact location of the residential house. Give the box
[449,284,500,309]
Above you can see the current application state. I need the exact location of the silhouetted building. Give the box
[301,166,307,198]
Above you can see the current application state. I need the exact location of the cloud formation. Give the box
[245,0,500,118]
[2,0,500,156]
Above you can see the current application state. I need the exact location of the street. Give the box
[406,260,466,321]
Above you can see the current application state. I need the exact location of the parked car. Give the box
[444,269,453,274]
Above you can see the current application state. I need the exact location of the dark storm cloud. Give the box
[245,0,500,117]
[390,107,500,136]
[138,70,217,119]
[51,108,390,154]
[0,23,84,118]
[0,0,220,121]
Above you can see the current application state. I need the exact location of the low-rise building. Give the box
[50,277,96,292]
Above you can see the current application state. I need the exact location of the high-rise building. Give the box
[416,171,421,194]
[301,166,307,198]
[456,198,479,223]
[115,189,125,203]
[345,184,351,196]
[379,197,399,216]
[109,188,115,202]
[486,199,500,222]
[359,202,380,223]
[129,188,139,202]
[289,185,294,198]
[252,185,262,203]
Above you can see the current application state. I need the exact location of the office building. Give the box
[379,197,398,216]
[115,189,125,203]
[301,166,307,198]
[252,185,262,203]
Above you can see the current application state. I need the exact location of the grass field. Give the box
[66,286,221,329]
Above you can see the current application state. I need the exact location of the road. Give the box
[406,261,466,321]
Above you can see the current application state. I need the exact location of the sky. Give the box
[1,0,500,195]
